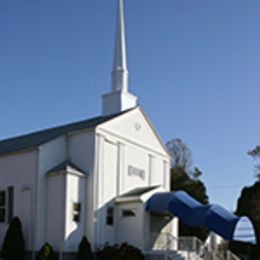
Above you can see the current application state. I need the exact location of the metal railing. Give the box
[148,232,179,250]
[147,232,191,259]
[178,236,202,253]
[177,236,219,260]
[177,236,240,260]
[147,233,240,260]
[227,251,240,260]
[214,250,240,260]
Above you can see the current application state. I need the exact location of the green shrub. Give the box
[95,243,144,260]
[36,243,58,260]
[1,217,25,260]
[76,236,94,260]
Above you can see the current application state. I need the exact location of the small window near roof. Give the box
[122,209,136,217]
[0,191,6,222]
[72,202,81,223]
[106,207,114,225]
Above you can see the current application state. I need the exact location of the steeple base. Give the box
[102,90,137,116]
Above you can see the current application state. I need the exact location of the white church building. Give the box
[0,1,256,259]
[0,0,178,258]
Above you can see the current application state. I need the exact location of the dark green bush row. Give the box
[95,243,144,260]
[1,217,144,260]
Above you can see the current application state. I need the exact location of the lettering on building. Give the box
[128,166,145,180]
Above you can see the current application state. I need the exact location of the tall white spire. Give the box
[112,0,128,92]
[102,0,137,116]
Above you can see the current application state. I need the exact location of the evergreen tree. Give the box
[76,236,94,260]
[1,217,25,260]
[230,182,260,259]
[230,146,260,259]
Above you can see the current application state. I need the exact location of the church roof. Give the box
[119,186,159,198]
[46,160,88,176]
[0,110,131,156]
[115,185,163,204]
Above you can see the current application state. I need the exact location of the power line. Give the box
[208,185,242,190]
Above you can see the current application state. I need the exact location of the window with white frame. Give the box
[106,206,114,225]
[72,202,81,223]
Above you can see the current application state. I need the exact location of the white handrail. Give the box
[147,233,240,260]
[147,232,191,259]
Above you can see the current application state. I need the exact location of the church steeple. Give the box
[102,0,137,116]
[112,0,128,92]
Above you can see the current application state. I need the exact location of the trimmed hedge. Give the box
[76,236,94,260]
[1,217,25,260]
[36,243,58,260]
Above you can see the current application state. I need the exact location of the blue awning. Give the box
[146,191,256,244]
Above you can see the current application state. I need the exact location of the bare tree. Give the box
[166,138,192,172]
[166,138,208,241]
[248,145,260,179]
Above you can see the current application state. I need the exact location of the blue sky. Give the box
[0,0,259,210]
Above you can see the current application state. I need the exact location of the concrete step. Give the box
[167,251,185,260]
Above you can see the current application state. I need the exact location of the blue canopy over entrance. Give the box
[146,191,256,244]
